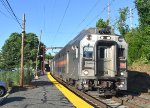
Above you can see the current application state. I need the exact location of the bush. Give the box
[125,28,150,64]
[0,68,34,87]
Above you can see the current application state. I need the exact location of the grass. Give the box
[0,69,34,87]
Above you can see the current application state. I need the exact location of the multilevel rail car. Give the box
[50,28,128,95]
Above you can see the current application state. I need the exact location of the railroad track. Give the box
[114,91,150,108]
[52,75,146,108]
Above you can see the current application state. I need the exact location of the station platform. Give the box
[0,72,93,108]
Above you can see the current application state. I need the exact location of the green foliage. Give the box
[117,7,129,36]
[124,1,150,65]
[1,33,21,68]
[45,53,53,60]
[0,51,4,68]
[0,71,19,86]
[135,0,150,28]
[24,67,34,84]
[96,19,110,28]
[0,68,34,86]
[1,33,45,69]
[125,29,141,64]
[125,27,150,64]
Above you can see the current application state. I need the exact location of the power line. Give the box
[5,0,22,28]
[43,4,46,33]
[111,6,137,28]
[70,0,100,36]
[85,0,115,28]
[50,0,56,24]
[0,0,15,19]
[52,0,71,45]
[0,0,22,28]
[70,0,115,38]
[0,9,11,19]
[107,0,110,24]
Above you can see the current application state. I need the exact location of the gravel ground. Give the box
[0,73,75,108]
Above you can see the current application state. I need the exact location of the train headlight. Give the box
[83,70,89,75]
[100,36,111,40]
[121,81,125,85]
[120,72,124,76]
[107,36,111,39]
[118,84,123,88]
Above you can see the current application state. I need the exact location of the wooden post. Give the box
[20,14,25,87]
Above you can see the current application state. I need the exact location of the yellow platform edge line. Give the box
[47,72,94,108]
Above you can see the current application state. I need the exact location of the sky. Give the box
[0,0,138,54]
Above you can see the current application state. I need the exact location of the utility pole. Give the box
[35,30,42,79]
[108,0,110,25]
[42,46,45,75]
[20,14,25,87]
[130,8,133,31]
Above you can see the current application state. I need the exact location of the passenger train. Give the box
[50,28,128,95]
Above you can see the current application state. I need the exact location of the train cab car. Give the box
[50,28,128,95]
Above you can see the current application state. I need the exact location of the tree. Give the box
[116,7,129,36]
[45,53,54,60]
[125,28,150,64]
[124,0,150,63]
[125,28,141,64]
[1,32,45,69]
[96,19,110,28]
[135,0,150,29]
[124,0,150,64]
[0,50,4,68]
[1,33,21,68]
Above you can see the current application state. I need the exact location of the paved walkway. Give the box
[0,73,75,108]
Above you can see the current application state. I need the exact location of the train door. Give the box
[96,41,116,77]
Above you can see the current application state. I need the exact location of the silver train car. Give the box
[50,28,128,95]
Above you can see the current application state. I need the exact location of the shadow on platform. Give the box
[0,97,25,106]
[127,70,150,94]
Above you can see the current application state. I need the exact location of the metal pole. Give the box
[108,0,110,25]
[35,30,42,79]
[42,46,45,75]
[20,14,25,87]
[130,8,133,31]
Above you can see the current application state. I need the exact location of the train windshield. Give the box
[83,46,93,58]
[118,48,125,58]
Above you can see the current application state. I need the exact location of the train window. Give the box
[118,48,125,58]
[98,47,109,58]
[100,48,105,58]
[83,46,93,58]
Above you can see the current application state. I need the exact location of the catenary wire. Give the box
[5,0,22,28]
[0,0,15,20]
[52,0,71,46]
[0,9,12,19]
[70,0,100,36]
[85,0,115,28]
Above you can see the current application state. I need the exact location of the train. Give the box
[50,27,128,95]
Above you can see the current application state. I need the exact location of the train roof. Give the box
[54,28,122,58]
[67,27,120,45]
